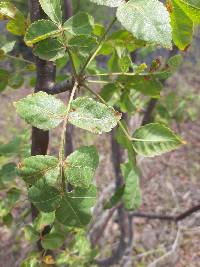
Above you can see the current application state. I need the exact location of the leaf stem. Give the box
[6,54,34,64]
[79,16,117,76]
[87,71,165,77]
[87,80,110,84]
[59,81,79,192]
[67,48,77,78]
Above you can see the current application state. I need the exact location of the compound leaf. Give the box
[116,0,172,48]
[14,92,66,130]
[132,123,184,157]
[64,146,99,188]
[68,97,121,134]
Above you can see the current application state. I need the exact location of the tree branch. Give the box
[43,79,74,95]
[130,204,200,222]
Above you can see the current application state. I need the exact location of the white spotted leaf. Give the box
[68,97,121,134]
[15,92,66,130]
[116,0,172,48]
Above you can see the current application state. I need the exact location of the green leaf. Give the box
[93,23,105,36]
[34,212,55,231]
[132,123,184,157]
[0,136,21,156]
[119,55,132,73]
[68,97,121,134]
[121,163,141,210]
[8,74,24,89]
[115,120,133,150]
[175,0,200,24]
[24,20,60,46]
[24,225,40,243]
[6,13,25,36]
[18,155,59,185]
[0,2,26,36]
[89,0,125,7]
[131,77,162,98]
[20,255,40,267]
[7,187,21,205]
[0,1,18,19]
[171,0,193,50]
[34,38,66,61]
[0,68,9,92]
[14,92,66,130]
[104,186,125,209]
[64,12,93,35]
[116,0,172,48]
[64,146,99,188]
[167,54,183,72]
[41,233,64,250]
[39,0,62,25]
[28,181,61,212]
[68,35,97,54]
[0,163,17,183]
[56,185,97,227]
[0,41,16,55]
[100,83,119,103]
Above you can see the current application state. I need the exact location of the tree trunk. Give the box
[64,0,73,19]
[29,0,56,226]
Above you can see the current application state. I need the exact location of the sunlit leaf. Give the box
[39,0,62,25]
[68,97,121,134]
[170,0,193,50]
[175,0,200,24]
[116,0,172,48]
[15,92,66,130]
[132,123,184,157]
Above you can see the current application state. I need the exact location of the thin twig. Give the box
[44,79,74,95]
[79,17,117,76]
[6,54,34,64]
[129,204,200,222]
[59,81,79,192]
